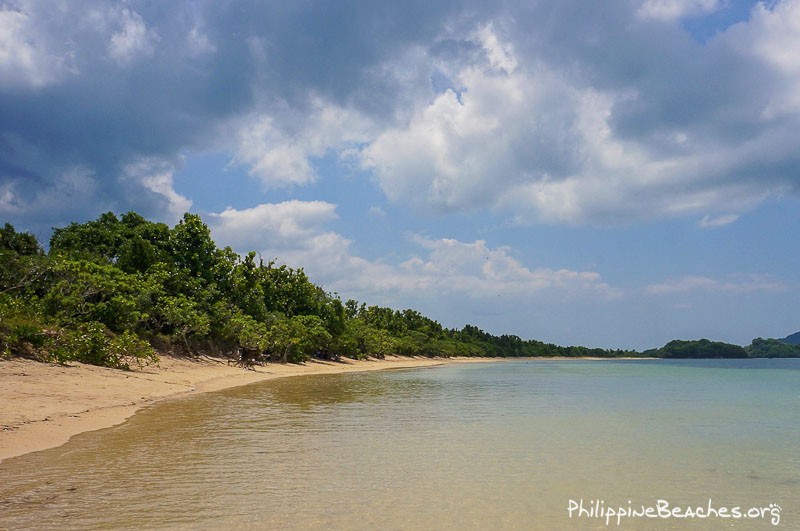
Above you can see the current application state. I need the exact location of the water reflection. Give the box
[262,371,443,409]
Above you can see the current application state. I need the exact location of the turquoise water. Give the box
[0,359,797,530]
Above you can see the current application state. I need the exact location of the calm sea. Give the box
[0,359,798,530]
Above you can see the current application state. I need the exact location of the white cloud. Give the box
[207,200,394,296]
[476,23,517,74]
[140,173,192,223]
[646,274,787,294]
[359,16,800,226]
[0,5,73,88]
[363,32,579,214]
[208,200,339,254]
[118,159,192,224]
[721,0,800,118]
[0,183,22,214]
[233,117,317,187]
[362,30,651,223]
[108,8,157,64]
[739,0,800,73]
[5,0,800,240]
[232,99,375,188]
[207,201,619,306]
[394,236,620,299]
[698,213,739,228]
[637,0,722,21]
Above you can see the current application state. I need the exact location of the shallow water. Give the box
[0,359,797,530]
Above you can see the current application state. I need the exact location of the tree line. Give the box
[1,212,795,369]
[0,212,645,368]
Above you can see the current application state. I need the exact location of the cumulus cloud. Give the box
[233,117,317,187]
[209,200,337,244]
[3,0,800,233]
[131,161,192,224]
[232,99,375,188]
[328,234,619,306]
[0,3,75,88]
[0,1,255,229]
[364,25,595,215]
[721,0,800,118]
[206,201,618,305]
[361,10,800,225]
[395,235,619,299]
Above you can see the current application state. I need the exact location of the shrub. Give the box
[107,330,159,369]
[51,322,158,370]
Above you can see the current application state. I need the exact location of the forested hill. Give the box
[1,212,639,369]
[782,331,800,345]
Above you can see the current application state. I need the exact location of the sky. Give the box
[2,0,799,350]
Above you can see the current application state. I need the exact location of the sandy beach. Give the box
[0,354,462,463]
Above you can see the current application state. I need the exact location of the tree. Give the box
[50,212,124,262]
[170,213,219,285]
[0,223,47,296]
[260,262,317,316]
[1,223,42,256]
[157,295,211,349]
[42,258,144,332]
[229,252,268,321]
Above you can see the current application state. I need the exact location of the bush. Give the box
[0,299,52,359]
[51,322,158,370]
[107,330,160,369]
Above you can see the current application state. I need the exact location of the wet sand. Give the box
[0,354,462,463]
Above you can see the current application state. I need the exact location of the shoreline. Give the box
[0,354,652,464]
[1,354,491,464]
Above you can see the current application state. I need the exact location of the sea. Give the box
[0,359,797,530]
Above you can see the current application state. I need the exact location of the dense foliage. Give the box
[1,213,797,368]
[1,212,643,368]
[746,338,800,358]
[657,339,748,359]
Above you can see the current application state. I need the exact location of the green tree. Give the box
[0,223,47,296]
[170,213,219,285]
[50,212,124,262]
[1,223,42,256]
[43,258,144,332]
[229,252,268,321]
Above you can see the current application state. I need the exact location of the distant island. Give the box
[1,212,798,369]
[782,331,800,345]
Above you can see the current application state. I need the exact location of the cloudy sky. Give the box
[2,0,799,349]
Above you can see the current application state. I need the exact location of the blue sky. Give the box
[2,0,799,349]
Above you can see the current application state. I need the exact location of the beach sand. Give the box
[0,354,462,463]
